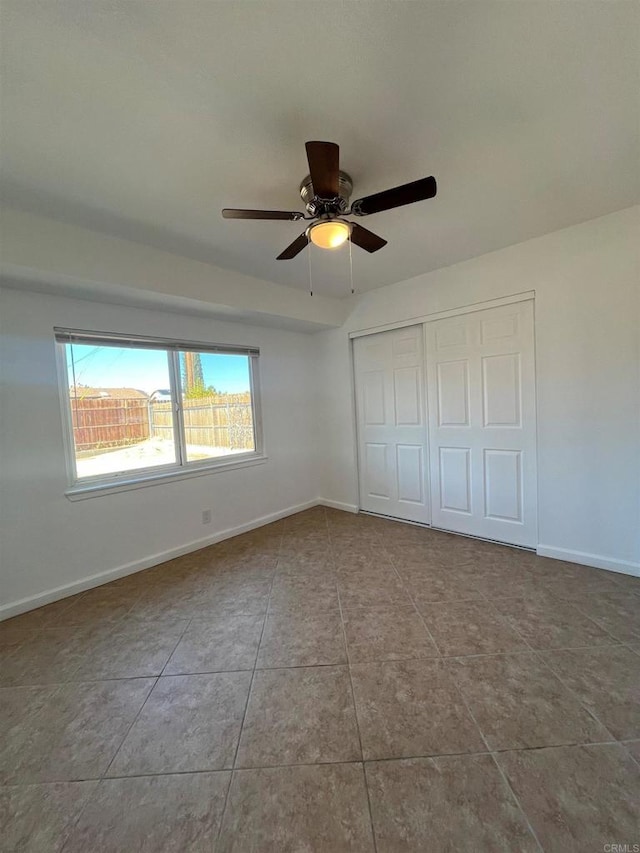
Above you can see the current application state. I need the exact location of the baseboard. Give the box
[0,499,319,622]
[536,545,640,578]
[317,498,359,514]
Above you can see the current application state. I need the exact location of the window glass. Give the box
[177,352,255,463]
[66,343,176,479]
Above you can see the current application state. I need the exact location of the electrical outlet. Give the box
[202,509,212,524]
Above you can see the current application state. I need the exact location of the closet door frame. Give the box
[350,291,538,546]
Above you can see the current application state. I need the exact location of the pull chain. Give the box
[348,229,355,295]
[307,229,353,296]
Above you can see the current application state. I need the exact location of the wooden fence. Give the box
[70,397,150,452]
[150,393,254,451]
[70,393,254,454]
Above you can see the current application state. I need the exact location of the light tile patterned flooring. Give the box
[1,507,639,851]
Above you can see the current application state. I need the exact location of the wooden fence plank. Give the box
[150,393,254,450]
[71,397,149,451]
[70,393,254,453]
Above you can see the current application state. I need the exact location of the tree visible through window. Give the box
[182,351,206,396]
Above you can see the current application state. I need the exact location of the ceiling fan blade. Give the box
[305,141,339,198]
[277,231,309,260]
[222,208,303,221]
[349,223,387,253]
[352,176,437,216]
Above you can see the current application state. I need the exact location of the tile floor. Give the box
[1,507,639,851]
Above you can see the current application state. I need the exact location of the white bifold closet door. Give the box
[353,325,430,523]
[425,301,537,547]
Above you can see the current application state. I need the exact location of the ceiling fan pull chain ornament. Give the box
[308,240,313,297]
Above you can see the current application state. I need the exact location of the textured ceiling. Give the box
[1,1,638,298]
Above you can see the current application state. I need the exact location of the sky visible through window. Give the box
[66,344,251,395]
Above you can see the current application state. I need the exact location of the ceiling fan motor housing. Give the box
[299,170,353,216]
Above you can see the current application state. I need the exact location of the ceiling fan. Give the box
[222,141,437,260]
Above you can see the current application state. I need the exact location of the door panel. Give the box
[480,312,519,343]
[354,326,430,523]
[482,354,521,427]
[483,449,522,522]
[364,443,389,498]
[437,360,470,426]
[397,444,424,503]
[439,447,472,513]
[426,301,537,546]
[436,322,469,349]
[363,370,385,424]
[394,367,421,425]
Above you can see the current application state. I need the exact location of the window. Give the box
[55,329,263,494]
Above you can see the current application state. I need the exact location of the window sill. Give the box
[65,454,268,501]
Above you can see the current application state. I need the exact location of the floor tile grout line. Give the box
[214,531,283,849]
[562,595,635,646]
[526,646,621,742]
[458,595,625,744]
[384,550,445,658]
[334,541,379,853]
[530,594,623,647]
[4,591,90,640]
[358,761,380,853]
[99,676,160,780]
[328,515,381,851]
[157,616,194,677]
[56,566,264,852]
[57,783,102,853]
[3,637,632,689]
[497,600,609,661]
[489,751,545,853]
[623,742,640,769]
[21,677,153,836]
[436,641,626,659]
[442,576,631,843]
[447,664,545,853]
[209,535,285,844]
[481,596,563,657]
[6,738,626,789]
[0,681,67,760]
[482,594,625,743]
[53,586,148,635]
[481,596,548,649]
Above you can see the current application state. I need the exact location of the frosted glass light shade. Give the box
[309,220,350,249]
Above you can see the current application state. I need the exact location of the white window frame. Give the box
[55,329,266,500]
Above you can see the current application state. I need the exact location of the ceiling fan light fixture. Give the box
[308,219,351,250]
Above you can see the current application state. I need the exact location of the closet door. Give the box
[425,301,537,547]
[353,326,430,523]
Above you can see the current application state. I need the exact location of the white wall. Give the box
[316,206,640,574]
[0,287,321,615]
[0,207,346,331]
